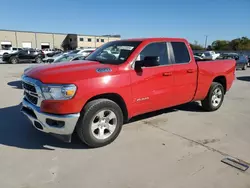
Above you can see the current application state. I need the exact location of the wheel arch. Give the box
[82,93,129,123]
[212,75,227,94]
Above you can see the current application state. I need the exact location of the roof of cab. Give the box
[120,37,188,42]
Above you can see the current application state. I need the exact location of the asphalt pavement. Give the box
[0,64,250,188]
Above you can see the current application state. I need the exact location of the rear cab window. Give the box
[171,42,190,64]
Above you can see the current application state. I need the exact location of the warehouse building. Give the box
[0,29,121,50]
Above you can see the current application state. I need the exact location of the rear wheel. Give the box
[76,99,123,148]
[9,57,18,64]
[35,56,43,64]
[242,64,247,70]
[201,82,224,111]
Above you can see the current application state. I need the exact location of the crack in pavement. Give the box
[143,120,250,167]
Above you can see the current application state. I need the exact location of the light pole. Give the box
[204,35,208,49]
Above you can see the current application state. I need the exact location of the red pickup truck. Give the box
[21,38,236,147]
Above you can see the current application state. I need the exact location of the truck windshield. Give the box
[85,41,142,65]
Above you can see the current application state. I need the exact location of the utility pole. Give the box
[204,35,208,49]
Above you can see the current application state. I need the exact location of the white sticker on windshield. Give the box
[118,46,134,50]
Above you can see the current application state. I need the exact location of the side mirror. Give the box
[134,60,144,72]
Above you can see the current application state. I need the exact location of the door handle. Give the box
[162,72,172,76]
[187,69,195,73]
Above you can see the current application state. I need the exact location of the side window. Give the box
[19,50,28,54]
[171,42,190,64]
[137,42,169,66]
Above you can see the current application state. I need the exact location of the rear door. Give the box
[28,49,37,60]
[170,41,198,105]
[130,42,174,116]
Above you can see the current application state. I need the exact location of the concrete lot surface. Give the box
[0,64,250,188]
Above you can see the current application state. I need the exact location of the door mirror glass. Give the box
[134,60,144,71]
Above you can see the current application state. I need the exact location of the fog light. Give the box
[34,121,43,130]
[46,119,65,128]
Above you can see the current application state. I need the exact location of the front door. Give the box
[18,50,29,62]
[170,41,197,106]
[129,42,174,117]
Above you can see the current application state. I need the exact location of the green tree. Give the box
[238,37,250,50]
[210,37,250,51]
[190,40,204,50]
[229,38,241,51]
[211,40,231,50]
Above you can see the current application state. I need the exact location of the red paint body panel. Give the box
[194,59,236,101]
[24,38,236,118]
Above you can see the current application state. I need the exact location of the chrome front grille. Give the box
[22,82,36,92]
[22,81,38,105]
[24,90,38,105]
[21,75,43,107]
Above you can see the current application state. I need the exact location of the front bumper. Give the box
[21,98,80,142]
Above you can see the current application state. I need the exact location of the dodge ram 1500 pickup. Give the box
[21,38,236,148]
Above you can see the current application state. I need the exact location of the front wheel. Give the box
[76,99,123,148]
[201,82,225,111]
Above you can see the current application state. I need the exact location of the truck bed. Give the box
[194,59,236,101]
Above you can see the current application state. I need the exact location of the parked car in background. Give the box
[42,49,55,55]
[2,49,45,64]
[46,49,63,57]
[53,53,86,63]
[77,48,96,57]
[220,53,248,70]
[193,52,204,57]
[201,51,220,60]
[0,47,22,57]
[24,53,86,73]
[236,55,248,70]
[194,55,204,61]
[248,55,250,66]
[21,38,236,148]
[43,53,63,63]
[220,52,238,59]
[66,49,81,54]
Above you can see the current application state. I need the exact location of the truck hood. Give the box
[24,60,118,83]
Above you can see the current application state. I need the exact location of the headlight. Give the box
[41,84,77,100]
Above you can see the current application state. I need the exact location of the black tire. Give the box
[201,82,225,111]
[9,57,18,64]
[242,64,247,70]
[76,99,123,148]
[35,56,43,64]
